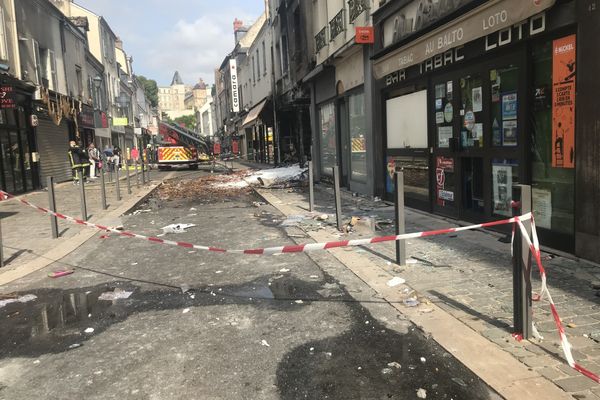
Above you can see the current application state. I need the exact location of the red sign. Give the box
[552,34,576,169]
[0,86,15,109]
[213,143,221,155]
[355,27,374,44]
[100,112,109,128]
[232,140,239,154]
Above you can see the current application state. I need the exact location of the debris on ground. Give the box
[280,268,290,273]
[252,201,266,207]
[387,362,401,369]
[158,223,196,236]
[0,294,37,308]
[48,270,74,279]
[381,368,393,375]
[387,277,406,287]
[416,388,427,398]
[403,297,420,307]
[131,209,151,216]
[251,165,307,188]
[98,288,133,301]
[316,214,329,221]
[68,343,82,349]
[420,357,426,363]
[261,339,270,347]
[84,328,95,334]
[182,308,190,314]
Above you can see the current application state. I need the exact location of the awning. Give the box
[242,99,268,128]
[373,0,556,79]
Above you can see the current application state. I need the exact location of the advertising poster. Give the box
[532,188,552,229]
[438,126,453,148]
[436,156,454,206]
[502,93,518,120]
[502,120,518,146]
[473,123,483,146]
[492,164,512,216]
[436,112,445,124]
[472,87,483,112]
[552,34,576,168]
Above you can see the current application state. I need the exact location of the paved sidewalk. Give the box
[249,169,600,398]
[0,169,156,272]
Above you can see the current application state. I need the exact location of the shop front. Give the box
[0,78,38,194]
[373,0,579,253]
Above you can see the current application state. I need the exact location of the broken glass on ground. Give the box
[158,223,196,236]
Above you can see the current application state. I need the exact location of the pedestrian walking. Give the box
[68,140,90,185]
[88,142,101,178]
[131,147,139,163]
[113,146,122,170]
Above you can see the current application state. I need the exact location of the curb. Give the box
[0,178,166,287]
[256,188,572,400]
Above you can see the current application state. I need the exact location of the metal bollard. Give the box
[115,167,122,201]
[135,160,140,187]
[394,171,406,266]
[308,161,314,212]
[126,161,132,195]
[512,184,533,339]
[100,167,108,210]
[0,216,4,268]
[78,168,88,221]
[332,166,343,232]
[140,158,146,185]
[47,177,59,239]
[146,160,151,182]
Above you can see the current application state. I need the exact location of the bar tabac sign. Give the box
[374,0,556,79]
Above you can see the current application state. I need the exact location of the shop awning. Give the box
[242,99,268,128]
[373,0,556,79]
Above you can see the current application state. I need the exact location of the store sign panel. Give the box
[551,34,576,169]
[0,86,15,109]
[374,0,556,79]
[229,59,240,113]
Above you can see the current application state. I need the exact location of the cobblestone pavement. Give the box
[262,180,600,398]
[0,168,156,270]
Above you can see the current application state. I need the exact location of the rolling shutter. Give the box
[37,116,71,184]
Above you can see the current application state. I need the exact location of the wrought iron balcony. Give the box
[315,26,327,53]
[329,9,345,41]
[348,0,368,23]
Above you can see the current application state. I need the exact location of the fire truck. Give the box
[157,122,210,170]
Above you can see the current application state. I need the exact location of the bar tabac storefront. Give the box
[372,0,585,254]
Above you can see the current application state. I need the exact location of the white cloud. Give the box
[146,11,255,86]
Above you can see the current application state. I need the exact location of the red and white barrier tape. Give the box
[514,216,600,383]
[1,189,529,254]
[2,188,599,383]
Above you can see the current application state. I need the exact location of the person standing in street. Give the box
[131,146,139,165]
[88,142,100,179]
[68,140,90,185]
[113,146,122,170]
[103,145,114,172]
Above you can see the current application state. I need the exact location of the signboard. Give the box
[213,143,221,155]
[552,34,576,169]
[355,27,374,44]
[232,140,239,154]
[374,0,556,79]
[0,86,15,109]
[113,117,128,126]
[229,59,240,113]
[436,156,454,205]
[492,163,513,216]
[532,188,552,229]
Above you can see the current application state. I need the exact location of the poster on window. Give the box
[492,164,512,216]
[502,93,518,120]
[472,87,483,112]
[552,34,576,169]
[438,126,452,147]
[502,120,518,146]
[436,156,454,206]
[532,188,552,229]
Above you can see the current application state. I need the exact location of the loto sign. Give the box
[355,27,374,44]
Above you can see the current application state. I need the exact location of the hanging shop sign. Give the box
[113,117,129,126]
[355,27,375,44]
[551,34,576,169]
[232,140,239,154]
[213,142,221,155]
[375,0,555,79]
[229,59,240,113]
[0,85,15,109]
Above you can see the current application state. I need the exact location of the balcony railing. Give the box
[348,0,368,23]
[329,9,345,41]
[315,26,328,53]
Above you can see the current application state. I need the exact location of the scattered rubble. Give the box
[98,288,133,301]
[387,277,406,287]
[158,223,196,236]
[416,388,427,398]
[0,294,37,308]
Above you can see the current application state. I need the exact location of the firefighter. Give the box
[68,140,90,185]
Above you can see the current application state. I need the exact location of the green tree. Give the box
[138,75,159,108]
[174,114,197,130]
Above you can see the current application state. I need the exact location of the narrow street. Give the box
[0,169,501,400]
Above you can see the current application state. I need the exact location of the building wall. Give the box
[239,24,272,110]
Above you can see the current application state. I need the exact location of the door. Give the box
[432,53,524,222]
[337,98,350,186]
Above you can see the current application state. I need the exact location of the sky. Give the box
[75,0,265,87]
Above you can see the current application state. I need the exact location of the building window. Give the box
[329,9,345,41]
[319,102,336,175]
[0,7,8,60]
[41,49,58,91]
[262,41,267,76]
[75,66,83,99]
[256,49,260,80]
[31,39,41,85]
[280,35,289,76]
[348,92,367,183]
[252,56,256,84]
